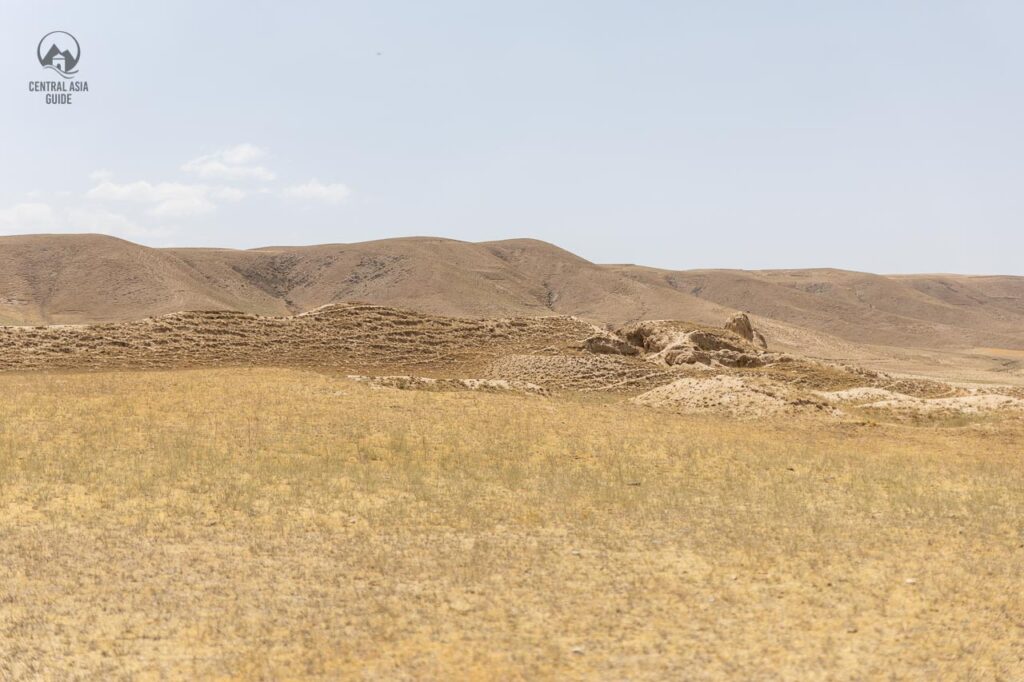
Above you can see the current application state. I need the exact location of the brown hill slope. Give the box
[0,234,288,324]
[613,265,1024,350]
[170,238,556,319]
[1,233,1022,352]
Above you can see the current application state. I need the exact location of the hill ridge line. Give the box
[1,234,1022,357]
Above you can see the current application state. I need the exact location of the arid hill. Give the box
[2,234,1022,356]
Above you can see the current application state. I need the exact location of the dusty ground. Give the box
[1,368,1023,679]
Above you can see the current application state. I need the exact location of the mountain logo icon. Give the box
[37,31,80,78]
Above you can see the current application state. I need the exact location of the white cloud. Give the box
[0,202,57,231]
[87,180,220,218]
[182,143,275,181]
[212,186,246,202]
[186,160,274,181]
[66,206,171,238]
[3,144,354,241]
[219,143,265,165]
[0,202,168,239]
[282,179,352,204]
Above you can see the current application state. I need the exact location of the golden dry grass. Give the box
[1,368,1022,679]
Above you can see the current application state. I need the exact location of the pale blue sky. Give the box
[1,1,1022,273]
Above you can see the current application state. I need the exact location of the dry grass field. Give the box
[1,368,1022,679]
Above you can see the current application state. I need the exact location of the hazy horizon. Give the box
[3,2,1023,275]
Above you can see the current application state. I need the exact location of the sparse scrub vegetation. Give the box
[1,368,1022,678]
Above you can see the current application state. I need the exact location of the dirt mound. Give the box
[483,354,679,393]
[1,298,1019,420]
[814,381,1024,415]
[0,303,688,394]
[816,387,905,404]
[631,375,835,418]
[0,304,594,374]
[863,393,1024,415]
[584,319,779,368]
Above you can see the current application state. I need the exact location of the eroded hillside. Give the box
[2,234,1022,358]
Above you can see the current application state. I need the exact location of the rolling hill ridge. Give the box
[1,233,1022,356]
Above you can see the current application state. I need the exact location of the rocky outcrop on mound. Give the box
[5,300,1019,421]
[725,312,768,349]
[583,319,782,369]
[583,334,640,356]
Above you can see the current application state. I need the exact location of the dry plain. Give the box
[1,235,1024,679]
[0,368,1022,679]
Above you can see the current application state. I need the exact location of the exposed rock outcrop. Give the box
[583,334,641,356]
[725,312,768,349]
[582,319,779,368]
[725,313,754,341]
